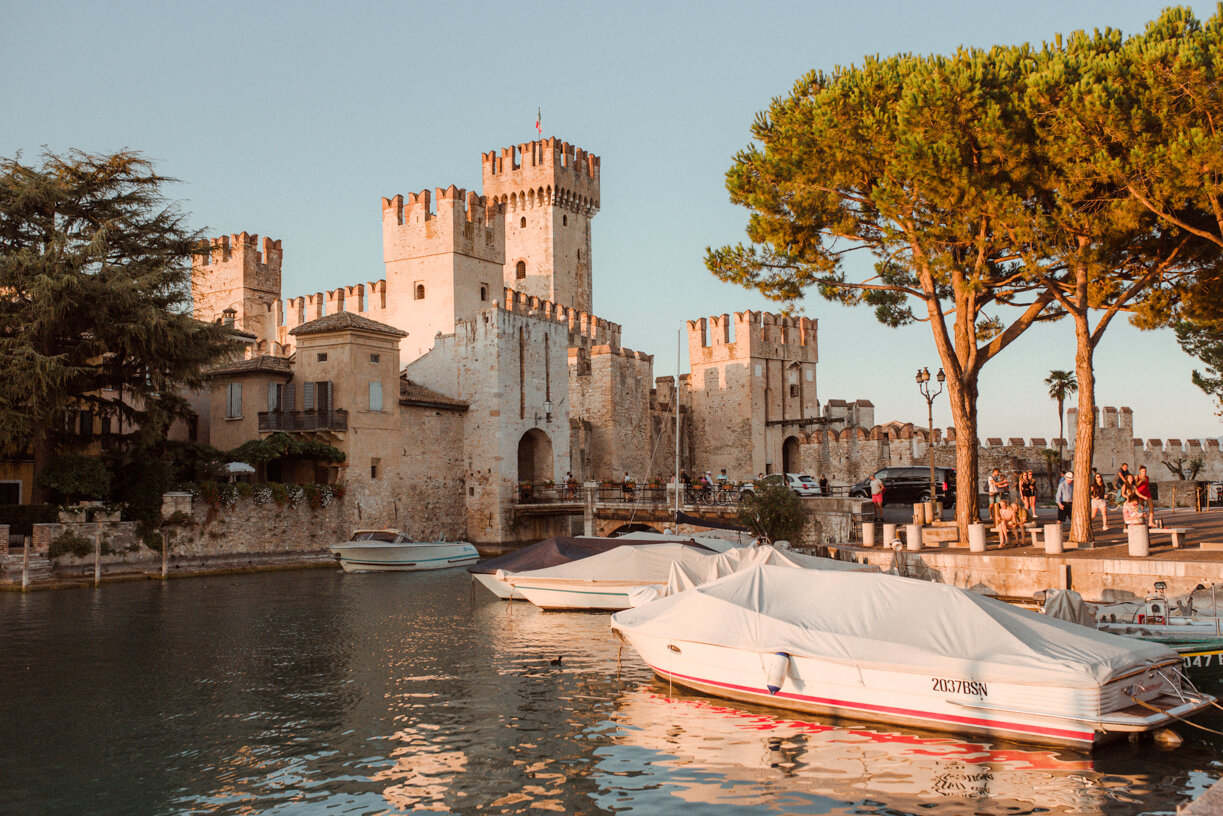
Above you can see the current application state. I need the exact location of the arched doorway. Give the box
[782,435,801,474]
[517,428,554,485]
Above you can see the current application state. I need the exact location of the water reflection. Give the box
[1,569,1220,816]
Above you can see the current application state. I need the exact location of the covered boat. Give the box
[611,566,1216,748]
[329,530,478,573]
[499,543,714,610]
[627,544,877,606]
[468,536,711,600]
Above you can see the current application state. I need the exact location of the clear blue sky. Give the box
[3,1,1219,441]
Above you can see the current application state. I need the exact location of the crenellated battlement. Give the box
[499,287,620,348]
[687,310,817,364]
[191,232,283,335]
[482,137,600,215]
[382,186,505,267]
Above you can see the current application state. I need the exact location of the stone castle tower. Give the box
[482,138,599,314]
[687,311,819,478]
[191,232,282,348]
[380,186,505,363]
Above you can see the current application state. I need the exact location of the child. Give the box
[995,498,1018,547]
[1122,492,1145,528]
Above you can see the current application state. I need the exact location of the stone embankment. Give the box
[0,493,349,591]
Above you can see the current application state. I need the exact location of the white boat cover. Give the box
[628,545,877,605]
[499,543,712,584]
[611,565,1179,687]
[588,531,739,553]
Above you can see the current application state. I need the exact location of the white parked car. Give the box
[741,473,822,497]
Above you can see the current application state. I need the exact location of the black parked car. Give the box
[849,466,957,506]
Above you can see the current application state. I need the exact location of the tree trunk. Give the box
[1056,399,1064,469]
[1070,314,1097,544]
[945,370,981,542]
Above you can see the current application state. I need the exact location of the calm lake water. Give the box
[2,568,1221,815]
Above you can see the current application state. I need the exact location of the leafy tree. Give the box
[738,479,803,544]
[1022,12,1217,543]
[0,150,239,501]
[1044,370,1077,469]
[708,45,1061,539]
[34,453,110,503]
[229,433,346,466]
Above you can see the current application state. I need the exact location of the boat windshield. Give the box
[351,531,406,543]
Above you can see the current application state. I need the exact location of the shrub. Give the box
[48,530,94,559]
[737,479,804,544]
[35,454,111,503]
[270,483,289,505]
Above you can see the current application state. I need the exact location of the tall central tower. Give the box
[482,138,599,313]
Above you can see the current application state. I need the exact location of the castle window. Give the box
[563,215,568,226]
[370,353,380,364]
[371,457,380,480]
[317,352,328,362]
[226,382,242,419]
[806,369,813,382]
[369,381,383,411]
[520,217,527,228]
[577,249,581,260]
[480,284,488,302]
[267,382,283,411]
[415,283,425,300]
[516,261,526,280]
[789,384,799,398]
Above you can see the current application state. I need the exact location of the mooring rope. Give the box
[1128,695,1223,735]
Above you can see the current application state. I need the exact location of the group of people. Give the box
[986,468,1038,546]
[988,462,1156,545]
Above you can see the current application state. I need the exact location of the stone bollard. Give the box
[861,522,876,547]
[1128,524,1150,557]
[1044,523,1064,555]
[906,523,923,551]
[968,523,987,552]
[882,523,898,545]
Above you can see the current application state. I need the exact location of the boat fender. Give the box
[1154,727,1183,748]
[762,651,791,695]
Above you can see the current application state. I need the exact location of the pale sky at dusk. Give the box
[3,0,1219,441]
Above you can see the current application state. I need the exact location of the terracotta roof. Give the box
[399,378,468,411]
[207,355,293,377]
[289,311,407,338]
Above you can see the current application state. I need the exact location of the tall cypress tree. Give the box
[0,149,240,505]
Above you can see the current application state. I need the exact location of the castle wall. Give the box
[482,138,599,313]
[568,345,657,481]
[405,306,570,544]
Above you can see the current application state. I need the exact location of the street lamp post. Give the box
[916,367,946,507]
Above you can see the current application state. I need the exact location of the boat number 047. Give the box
[931,677,988,696]
[1184,654,1215,668]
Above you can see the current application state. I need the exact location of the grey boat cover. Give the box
[611,565,1178,687]
[1043,589,1098,627]
[467,536,710,575]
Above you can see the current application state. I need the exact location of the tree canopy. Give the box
[707,7,1222,537]
[0,149,240,502]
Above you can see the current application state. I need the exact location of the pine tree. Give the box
[0,149,240,506]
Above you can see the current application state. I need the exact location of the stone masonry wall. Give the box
[166,495,348,558]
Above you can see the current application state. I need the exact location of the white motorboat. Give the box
[499,543,714,610]
[611,565,1216,749]
[329,530,478,572]
[469,535,716,600]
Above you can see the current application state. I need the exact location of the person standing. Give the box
[1135,465,1154,524]
[819,474,829,496]
[1020,470,1037,517]
[621,472,634,501]
[987,468,1008,522]
[869,473,885,521]
[1055,471,1074,525]
[1090,472,1109,531]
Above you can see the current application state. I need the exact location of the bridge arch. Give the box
[517,428,554,485]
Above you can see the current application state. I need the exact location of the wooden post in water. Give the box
[93,532,101,587]
[161,532,168,579]
[21,535,30,591]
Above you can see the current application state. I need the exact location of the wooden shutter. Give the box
[303,382,315,411]
[283,383,296,411]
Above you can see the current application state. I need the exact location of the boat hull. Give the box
[506,578,655,610]
[329,542,478,572]
[614,630,1213,750]
[473,573,518,600]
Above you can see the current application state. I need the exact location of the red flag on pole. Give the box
[536,107,541,136]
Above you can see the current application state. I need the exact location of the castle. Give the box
[188,137,1223,545]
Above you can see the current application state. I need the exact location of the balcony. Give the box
[258,410,349,433]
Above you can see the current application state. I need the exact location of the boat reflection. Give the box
[602,687,1149,814]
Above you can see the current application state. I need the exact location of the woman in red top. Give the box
[1135,465,1153,524]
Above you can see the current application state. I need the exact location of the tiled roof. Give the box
[399,379,468,411]
[289,311,408,338]
[207,355,293,377]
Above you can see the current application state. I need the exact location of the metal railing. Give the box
[258,410,349,433]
